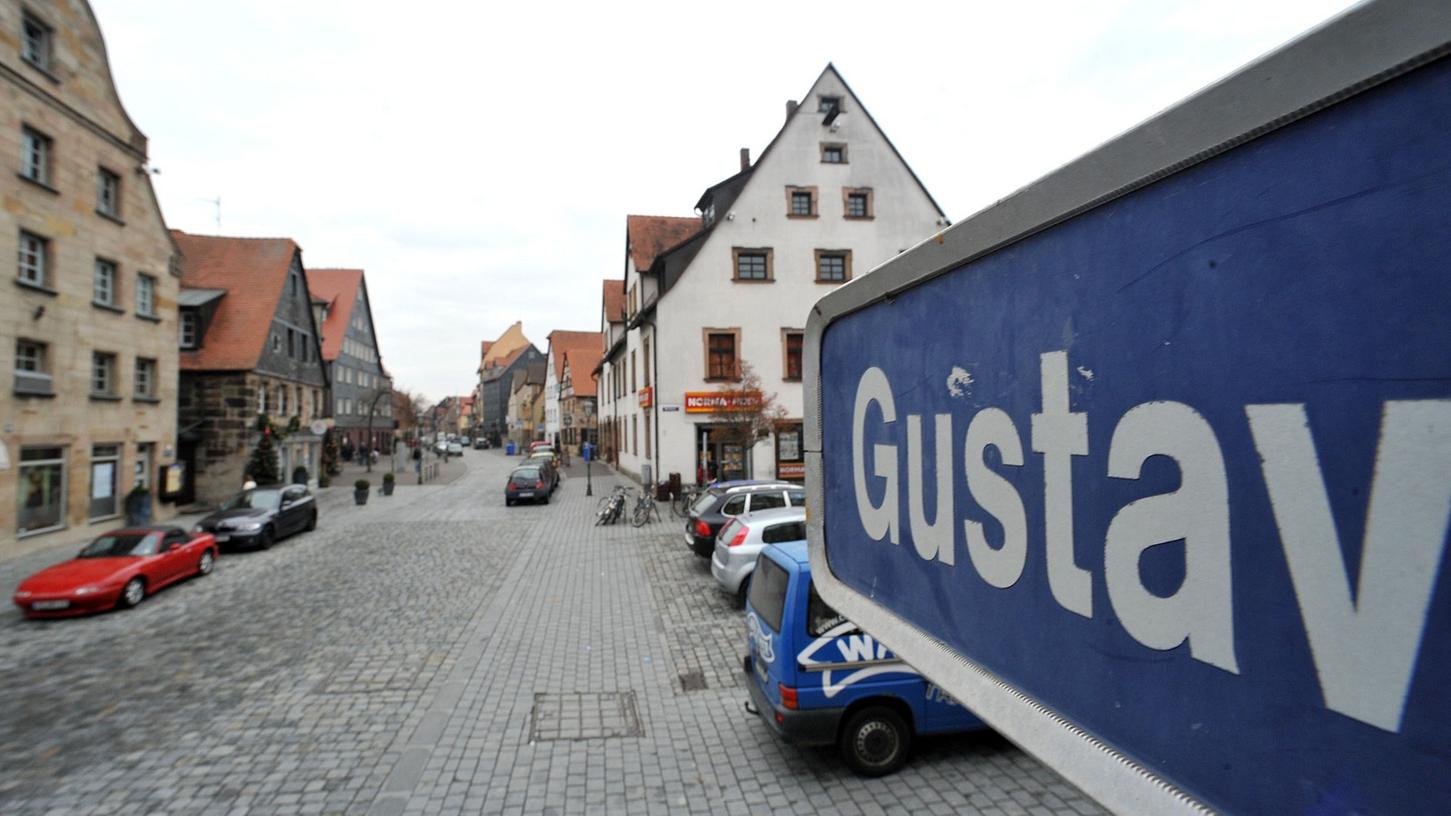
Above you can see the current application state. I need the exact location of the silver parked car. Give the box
[711,506,807,606]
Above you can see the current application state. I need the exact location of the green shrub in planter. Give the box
[381,472,395,496]
[353,479,370,505]
[355,479,370,490]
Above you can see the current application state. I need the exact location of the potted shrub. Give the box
[354,478,370,505]
[381,472,395,496]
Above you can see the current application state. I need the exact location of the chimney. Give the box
[739,148,750,172]
[786,99,798,120]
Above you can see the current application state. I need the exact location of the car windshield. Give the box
[78,532,161,558]
[219,488,283,511]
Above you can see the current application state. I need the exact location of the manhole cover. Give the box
[529,691,643,741]
[678,670,708,692]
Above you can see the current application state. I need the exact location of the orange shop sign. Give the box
[684,391,762,413]
[638,387,653,409]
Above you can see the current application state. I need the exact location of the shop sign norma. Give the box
[684,392,762,413]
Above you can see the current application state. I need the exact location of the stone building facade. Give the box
[307,268,392,457]
[174,232,329,505]
[1,0,181,560]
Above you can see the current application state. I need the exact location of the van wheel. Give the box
[839,706,912,777]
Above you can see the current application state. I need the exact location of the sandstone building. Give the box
[1,0,181,560]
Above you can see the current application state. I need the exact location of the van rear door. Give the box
[746,550,797,706]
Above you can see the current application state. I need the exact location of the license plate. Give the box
[517,491,534,498]
[32,600,70,611]
[214,534,230,542]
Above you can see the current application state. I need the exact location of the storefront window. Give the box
[18,446,66,535]
[776,422,805,482]
[89,444,121,520]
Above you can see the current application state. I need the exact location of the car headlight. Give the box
[75,586,101,596]
[237,522,263,531]
[14,590,31,599]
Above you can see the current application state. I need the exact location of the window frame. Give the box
[20,126,52,186]
[731,247,773,283]
[97,167,122,219]
[820,142,848,164]
[17,445,67,537]
[817,95,842,114]
[93,258,119,308]
[179,310,198,348]
[814,249,853,284]
[782,329,804,382]
[134,357,157,400]
[21,12,54,73]
[14,338,52,396]
[785,186,818,219]
[17,230,50,288]
[703,328,741,382]
[843,187,874,220]
[88,444,122,522]
[136,273,157,317]
[91,351,118,398]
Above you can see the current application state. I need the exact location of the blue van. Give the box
[742,541,989,776]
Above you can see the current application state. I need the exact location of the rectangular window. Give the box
[97,168,121,218]
[286,328,296,358]
[632,415,638,456]
[21,13,52,71]
[89,444,121,520]
[783,330,804,381]
[18,446,66,535]
[643,337,651,387]
[815,249,852,283]
[94,258,117,306]
[278,385,288,415]
[91,352,117,397]
[336,397,344,416]
[135,443,153,491]
[644,412,651,459]
[817,95,841,114]
[732,248,772,282]
[259,383,268,414]
[20,127,51,184]
[136,274,156,316]
[820,143,847,164]
[14,338,52,395]
[787,187,817,217]
[134,357,156,398]
[18,230,48,287]
[630,350,637,392]
[706,330,739,381]
[748,556,791,633]
[844,188,873,219]
[180,311,197,348]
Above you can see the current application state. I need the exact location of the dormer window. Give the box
[22,13,52,72]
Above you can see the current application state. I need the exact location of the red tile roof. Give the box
[626,215,700,272]
[304,268,364,362]
[547,330,603,379]
[564,346,603,398]
[173,231,301,371]
[602,278,625,323]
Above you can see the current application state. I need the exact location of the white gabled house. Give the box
[602,64,948,488]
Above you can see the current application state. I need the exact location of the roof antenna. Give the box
[204,196,221,231]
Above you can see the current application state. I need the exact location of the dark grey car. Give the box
[195,484,318,549]
[684,482,805,557]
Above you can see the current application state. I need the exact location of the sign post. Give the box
[805,4,1451,813]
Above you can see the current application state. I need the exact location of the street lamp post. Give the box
[585,441,593,496]
[363,389,390,474]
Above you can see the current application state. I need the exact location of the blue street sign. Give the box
[805,4,1451,814]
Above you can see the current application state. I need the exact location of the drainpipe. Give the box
[651,321,660,489]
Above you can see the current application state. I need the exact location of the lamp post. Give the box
[585,441,593,496]
[363,389,390,474]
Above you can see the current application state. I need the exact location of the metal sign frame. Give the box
[803,1,1451,812]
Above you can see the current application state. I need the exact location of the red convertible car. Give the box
[12,527,219,619]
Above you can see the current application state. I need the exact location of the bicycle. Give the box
[595,486,628,526]
[669,484,706,519]
[631,488,662,528]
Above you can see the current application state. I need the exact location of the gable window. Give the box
[17,230,49,288]
[91,352,117,397]
[783,330,804,381]
[817,95,842,114]
[180,311,198,348]
[15,338,52,395]
[21,13,53,72]
[97,168,121,218]
[287,328,296,358]
[272,333,282,354]
[20,127,52,185]
[844,188,874,219]
[134,357,157,399]
[815,249,852,283]
[786,186,818,218]
[820,143,847,164]
[732,247,773,282]
[136,273,157,317]
[705,329,740,381]
[94,259,118,307]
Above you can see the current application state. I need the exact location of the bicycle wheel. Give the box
[632,501,650,527]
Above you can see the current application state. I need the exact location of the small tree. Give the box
[246,414,282,485]
[708,359,787,477]
[322,428,340,477]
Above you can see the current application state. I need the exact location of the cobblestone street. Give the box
[0,451,1104,816]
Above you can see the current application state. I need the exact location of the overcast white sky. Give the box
[94,0,1356,404]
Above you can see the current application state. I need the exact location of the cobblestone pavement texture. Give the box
[0,451,1106,815]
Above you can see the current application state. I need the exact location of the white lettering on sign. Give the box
[848,355,1451,732]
